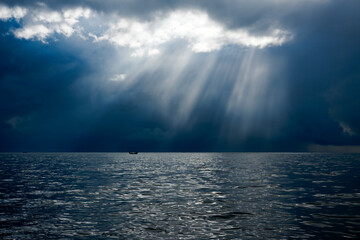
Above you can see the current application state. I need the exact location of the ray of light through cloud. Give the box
[0,1,301,148]
[222,49,286,140]
[0,0,358,152]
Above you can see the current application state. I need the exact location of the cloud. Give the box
[1,0,359,151]
[92,10,291,56]
[6,116,23,129]
[0,4,91,41]
[0,3,291,55]
[13,24,51,40]
[0,4,27,20]
[339,121,356,136]
[110,74,127,82]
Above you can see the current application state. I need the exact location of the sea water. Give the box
[1,153,360,239]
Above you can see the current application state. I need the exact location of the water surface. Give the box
[1,153,360,239]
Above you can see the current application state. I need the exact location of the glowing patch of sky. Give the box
[0,4,291,55]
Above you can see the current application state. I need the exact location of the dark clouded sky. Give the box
[0,0,359,152]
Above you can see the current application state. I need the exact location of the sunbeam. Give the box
[2,0,356,152]
[174,53,217,125]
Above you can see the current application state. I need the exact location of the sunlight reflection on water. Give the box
[1,153,360,239]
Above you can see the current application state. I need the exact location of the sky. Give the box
[0,0,359,152]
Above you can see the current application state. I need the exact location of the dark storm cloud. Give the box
[279,0,360,148]
[0,20,101,151]
[0,0,359,151]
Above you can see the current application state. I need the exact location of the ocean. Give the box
[1,153,359,239]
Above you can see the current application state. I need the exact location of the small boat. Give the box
[129,152,138,154]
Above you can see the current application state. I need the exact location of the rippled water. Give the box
[1,153,360,239]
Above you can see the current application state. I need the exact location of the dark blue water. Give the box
[1,153,360,239]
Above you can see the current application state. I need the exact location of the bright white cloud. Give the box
[0,4,291,55]
[33,10,62,23]
[0,4,27,20]
[110,74,127,82]
[93,10,292,56]
[14,24,52,40]
[63,8,91,25]
[0,4,91,41]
